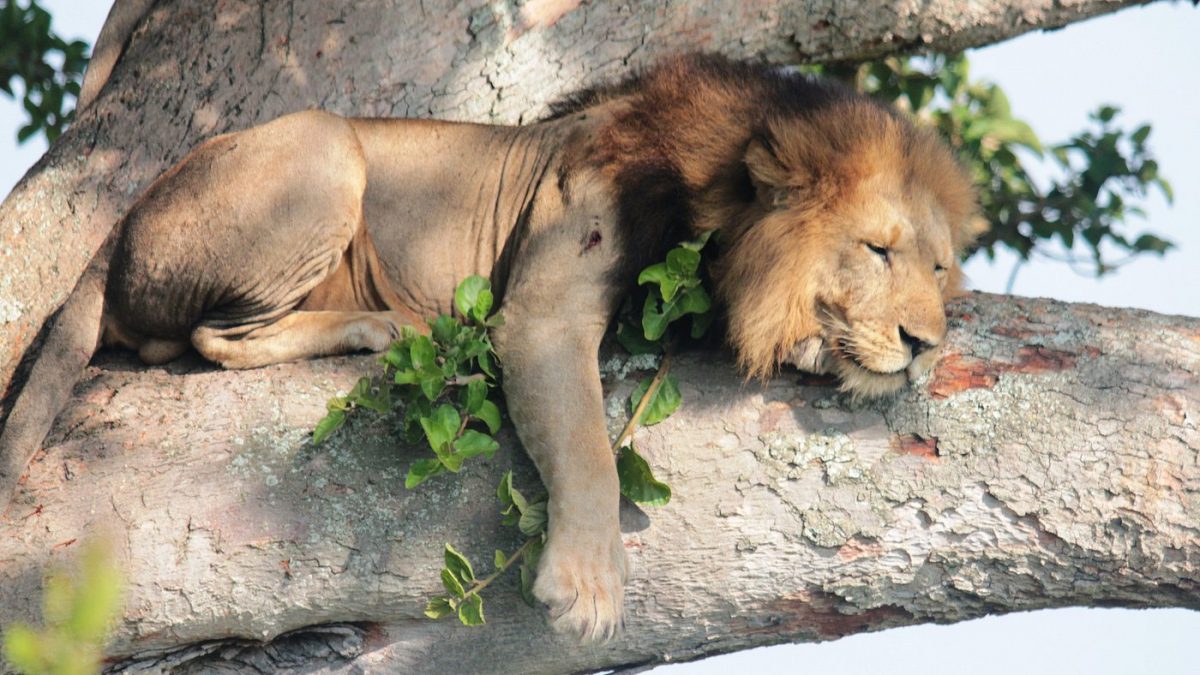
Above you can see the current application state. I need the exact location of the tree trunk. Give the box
[0,293,1196,672]
[0,0,1156,394]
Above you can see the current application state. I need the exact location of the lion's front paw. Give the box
[353,312,405,352]
[785,336,832,374]
[534,532,628,643]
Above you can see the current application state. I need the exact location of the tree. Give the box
[1,0,1195,671]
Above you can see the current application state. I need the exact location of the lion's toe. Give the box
[534,535,627,643]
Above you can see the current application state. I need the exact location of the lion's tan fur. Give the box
[1,54,981,642]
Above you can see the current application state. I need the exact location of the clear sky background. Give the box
[1,2,1197,673]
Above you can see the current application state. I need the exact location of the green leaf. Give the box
[410,336,436,371]
[477,351,496,379]
[405,458,444,489]
[494,549,508,568]
[383,342,411,370]
[518,499,548,536]
[457,593,485,626]
[674,286,711,316]
[439,451,465,473]
[348,376,370,400]
[474,400,502,434]
[419,372,445,401]
[348,377,389,413]
[497,471,529,516]
[982,84,1011,119]
[420,404,461,453]
[641,293,670,341]
[518,538,544,607]
[617,321,662,355]
[454,276,492,320]
[430,314,459,345]
[441,567,466,598]
[465,378,487,414]
[424,596,455,620]
[444,543,475,584]
[617,445,672,506]
[665,246,701,277]
[312,409,346,445]
[507,483,529,514]
[630,373,682,426]
[637,262,670,289]
[1132,233,1173,255]
[500,506,520,527]
[497,471,515,506]
[69,548,123,641]
[2,624,42,672]
[453,430,499,459]
[471,289,494,324]
[677,230,713,251]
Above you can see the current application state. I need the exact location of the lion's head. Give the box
[714,99,983,398]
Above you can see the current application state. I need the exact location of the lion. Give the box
[0,54,980,641]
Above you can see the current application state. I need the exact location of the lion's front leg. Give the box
[493,316,626,642]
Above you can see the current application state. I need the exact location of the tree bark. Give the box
[0,293,1196,672]
[1,0,1191,672]
[0,0,1157,394]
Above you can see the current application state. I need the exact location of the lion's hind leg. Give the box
[191,310,414,370]
[137,339,189,365]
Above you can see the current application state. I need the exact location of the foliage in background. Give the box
[0,0,88,144]
[3,541,123,675]
[807,54,1174,281]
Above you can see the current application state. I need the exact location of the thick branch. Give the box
[0,0,1157,394]
[0,293,1196,672]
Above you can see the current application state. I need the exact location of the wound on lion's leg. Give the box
[191,310,411,370]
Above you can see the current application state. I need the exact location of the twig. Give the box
[462,537,538,600]
[612,350,673,453]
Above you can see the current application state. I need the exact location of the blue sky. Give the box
[1,2,1197,673]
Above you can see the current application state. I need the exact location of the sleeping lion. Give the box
[0,54,980,641]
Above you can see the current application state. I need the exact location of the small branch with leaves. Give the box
[315,232,714,626]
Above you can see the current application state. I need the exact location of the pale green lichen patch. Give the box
[751,427,901,548]
[0,294,24,324]
[599,352,661,381]
[800,509,859,548]
[758,429,867,486]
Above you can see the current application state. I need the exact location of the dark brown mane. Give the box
[544,53,855,122]
[547,54,873,279]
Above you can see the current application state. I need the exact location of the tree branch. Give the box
[0,293,1196,672]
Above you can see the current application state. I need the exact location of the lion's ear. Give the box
[744,135,791,209]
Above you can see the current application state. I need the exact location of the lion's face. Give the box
[794,173,958,397]
[715,103,981,398]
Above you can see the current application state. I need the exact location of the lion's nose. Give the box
[899,327,936,358]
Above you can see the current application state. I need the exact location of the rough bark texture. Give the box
[1,0,1190,671]
[0,293,1196,672]
[0,0,1156,394]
